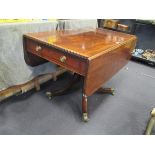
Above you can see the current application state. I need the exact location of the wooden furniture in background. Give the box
[0,68,67,102]
[117,24,129,32]
[103,19,119,29]
[100,19,130,33]
[23,28,137,121]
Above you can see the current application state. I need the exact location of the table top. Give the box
[24,28,136,59]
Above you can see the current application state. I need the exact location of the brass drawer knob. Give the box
[35,45,42,52]
[60,56,66,63]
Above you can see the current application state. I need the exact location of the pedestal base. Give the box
[46,73,80,100]
[46,73,115,122]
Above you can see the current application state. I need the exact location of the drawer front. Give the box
[25,38,87,75]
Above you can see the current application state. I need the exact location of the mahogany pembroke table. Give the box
[23,28,137,122]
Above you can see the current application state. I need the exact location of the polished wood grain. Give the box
[24,28,136,58]
[23,28,137,121]
[24,38,87,75]
[84,39,136,96]
[23,37,47,66]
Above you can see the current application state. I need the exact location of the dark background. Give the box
[98,19,155,50]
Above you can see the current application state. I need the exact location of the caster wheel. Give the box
[46,92,54,100]
[111,88,115,95]
[82,113,89,122]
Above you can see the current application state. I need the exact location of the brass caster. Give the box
[82,113,89,122]
[97,87,115,95]
[151,108,155,117]
[105,88,115,95]
[46,92,54,100]
[111,88,115,95]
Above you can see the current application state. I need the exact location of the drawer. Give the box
[25,38,87,75]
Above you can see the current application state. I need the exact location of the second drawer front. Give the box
[25,39,87,75]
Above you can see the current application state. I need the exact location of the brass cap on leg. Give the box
[151,108,155,117]
[82,113,89,122]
